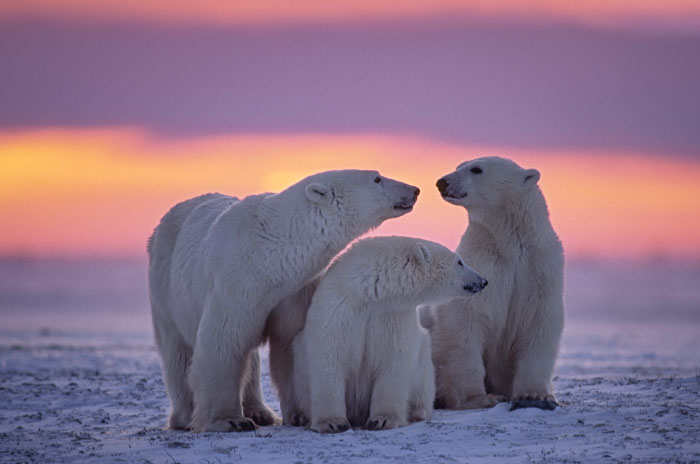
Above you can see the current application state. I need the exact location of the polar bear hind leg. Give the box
[152,311,194,430]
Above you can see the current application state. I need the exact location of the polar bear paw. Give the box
[167,410,192,430]
[510,393,558,411]
[366,415,402,431]
[459,393,507,410]
[289,410,310,428]
[311,417,351,434]
[199,417,258,433]
[245,404,281,426]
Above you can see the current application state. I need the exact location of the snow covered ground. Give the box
[1,258,699,463]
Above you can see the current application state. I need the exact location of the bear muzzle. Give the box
[393,187,420,211]
[463,278,488,295]
[436,177,467,200]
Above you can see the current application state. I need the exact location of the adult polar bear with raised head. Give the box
[429,156,564,411]
[287,236,488,433]
[148,170,420,432]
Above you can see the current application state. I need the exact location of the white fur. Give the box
[430,156,564,409]
[286,236,487,433]
[147,170,419,432]
[263,276,321,425]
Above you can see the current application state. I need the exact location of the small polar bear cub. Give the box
[429,156,564,411]
[148,170,420,432]
[290,236,488,433]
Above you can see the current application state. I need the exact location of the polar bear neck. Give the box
[258,191,364,283]
[462,187,557,258]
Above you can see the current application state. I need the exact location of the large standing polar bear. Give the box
[428,156,564,411]
[148,170,420,432]
[283,236,488,433]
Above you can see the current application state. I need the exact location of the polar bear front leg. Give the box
[434,335,505,410]
[367,365,410,430]
[188,300,259,432]
[188,350,254,432]
[309,370,349,433]
[408,335,435,423]
[308,349,349,434]
[509,326,560,410]
[242,349,281,426]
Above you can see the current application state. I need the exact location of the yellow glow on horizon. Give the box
[2,128,700,260]
[1,0,699,26]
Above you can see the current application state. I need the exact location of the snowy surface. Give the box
[1,259,700,463]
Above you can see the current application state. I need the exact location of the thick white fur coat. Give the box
[148,170,419,431]
[284,236,487,433]
[429,157,564,410]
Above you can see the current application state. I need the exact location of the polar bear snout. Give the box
[464,277,488,295]
[436,176,466,200]
[393,186,420,211]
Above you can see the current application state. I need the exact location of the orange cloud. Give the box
[1,0,699,26]
[2,128,700,260]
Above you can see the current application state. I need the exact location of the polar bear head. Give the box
[435,157,540,210]
[330,236,487,309]
[300,170,420,234]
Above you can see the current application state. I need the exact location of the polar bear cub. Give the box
[148,170,419,432]
[429,156,564,411]
[288,236,488,433]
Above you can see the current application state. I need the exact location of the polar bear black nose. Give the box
[436,178,449,195]
[413,187,420,200]
[464,278,488,294]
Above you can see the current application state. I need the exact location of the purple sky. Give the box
[1,16,699,156]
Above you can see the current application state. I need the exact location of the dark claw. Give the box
[249,413,276,427]
[366,418,388,430]
[509,399,559,411]
[338,422,349,432]
[229,419,257,431]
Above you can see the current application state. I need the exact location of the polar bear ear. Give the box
[411,242,432,265]
[305,182,330,203]
[522,169,540,189]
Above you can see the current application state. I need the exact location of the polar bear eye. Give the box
[470,167,483,174]
[458,260,464,267]
[374,176,382,183]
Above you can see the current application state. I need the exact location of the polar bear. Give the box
[147,170,420,432]
[284,236,488,433]
[428,156,564,411]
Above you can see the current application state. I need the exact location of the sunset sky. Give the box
[2,1,699,260]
